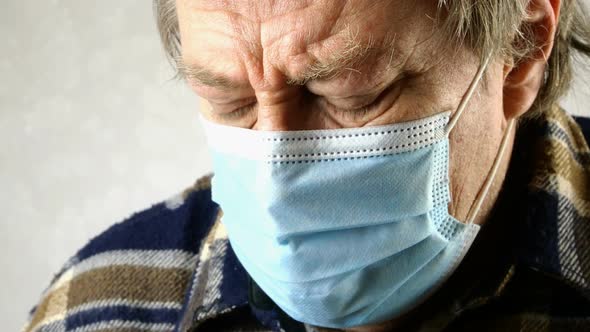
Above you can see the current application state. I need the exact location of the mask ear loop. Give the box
[444,54,492,136]
[465,119,515,224]
[442,53,516,224]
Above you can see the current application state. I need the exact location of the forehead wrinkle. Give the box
[382,33,405,71]
[183,3,264,67]
[192,0,251,16]
[254,0,313,21]
[194,0,314,23]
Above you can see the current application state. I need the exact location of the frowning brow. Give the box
[176,33,393,89]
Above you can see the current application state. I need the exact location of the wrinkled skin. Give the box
[176,0,557,330]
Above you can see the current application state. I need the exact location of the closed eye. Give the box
[213,78,400,123]
[222,98,379,121]
[324,100,381,120]
[322,83,398,121]
[220,102,257,120]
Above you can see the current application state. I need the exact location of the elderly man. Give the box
[23,0,590,331]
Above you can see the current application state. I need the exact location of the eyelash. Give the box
[327,102,380,120]
[220,103,257,120]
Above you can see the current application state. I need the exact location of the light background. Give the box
[1,1,589,330]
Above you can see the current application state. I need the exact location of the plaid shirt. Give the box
[23,106,590,332]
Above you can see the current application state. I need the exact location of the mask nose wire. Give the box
[444,54,493,136]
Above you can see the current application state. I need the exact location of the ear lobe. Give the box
[503,0,560,120]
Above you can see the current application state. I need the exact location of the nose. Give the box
[252,86,312,131]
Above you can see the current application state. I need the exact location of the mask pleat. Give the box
[203,111,482,328]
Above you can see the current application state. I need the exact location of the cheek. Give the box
[446,75,506,221]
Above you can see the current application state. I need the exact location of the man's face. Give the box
[177,0,511,223]
[177,0,495,129]
[176,0,512,329]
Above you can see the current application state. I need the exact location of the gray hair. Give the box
[153,0,590,117]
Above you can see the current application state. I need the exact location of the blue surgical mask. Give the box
[201,56,514,328]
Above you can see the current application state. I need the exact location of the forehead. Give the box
[176,0,438,89]
[184,0,317,20]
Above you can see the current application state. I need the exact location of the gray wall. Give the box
[0,2,211,330]
[1,1,589,330]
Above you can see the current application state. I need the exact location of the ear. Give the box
[503,0,560,120]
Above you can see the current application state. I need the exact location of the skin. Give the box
[176,0,559,330]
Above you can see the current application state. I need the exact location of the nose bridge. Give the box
[247,27,311,131]
[253,86,307,131]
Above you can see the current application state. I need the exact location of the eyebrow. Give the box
[287,33,379,85]
[177,32,392,90]
[177,58,242,90]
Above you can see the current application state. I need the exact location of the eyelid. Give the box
[322,86,386,111]
[327,100,379,115]
[320,74,403,110]
[322,78,403,119]
[325,94,380,111]
[210,97,257,113]
[218,101,257,120]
